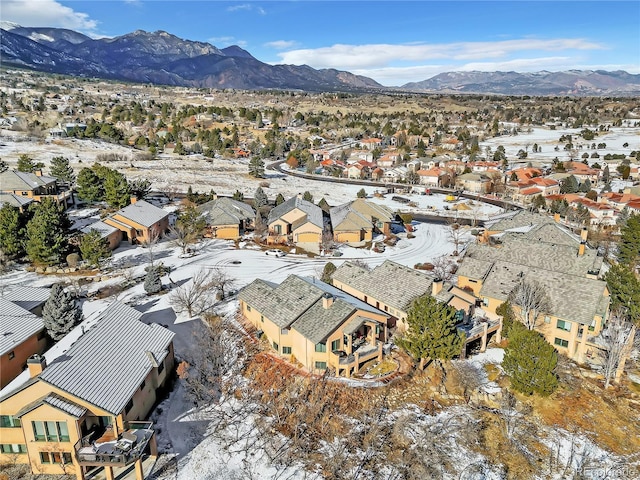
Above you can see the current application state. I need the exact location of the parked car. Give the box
[265,249,286,257]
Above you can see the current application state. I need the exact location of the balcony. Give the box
[75,422,154,467]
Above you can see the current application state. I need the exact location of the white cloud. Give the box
[226,4,266,15]
[264,40,298,50]
[1,0,99,34]
[277,38,606,70]
[207,36,247,48]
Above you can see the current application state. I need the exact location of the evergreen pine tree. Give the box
[302,191,314,203]
[357,188,367,198]
[253,187,268,209]
[275,193,285,206]
[42,283,82,340]
[104,169,131,209]
[144,266,162,294]
[76,167,103,203]
[232,190,244,201]
[248,157,265,178]
[317,197,330,212]
[79,229,112,267]
[503,324,558,396]
[50,156,75,184]
[321,262,336,283]
[25,199,70,265]
[396,295,465,369]
[16,154,36,173]
[617,213,640,269]
[605,264,640,325]
[0,204,26,258]
[0,158,8,173]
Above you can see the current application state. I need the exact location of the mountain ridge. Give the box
[2,24,639,95]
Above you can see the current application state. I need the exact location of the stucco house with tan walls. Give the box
[239,275,389,378]
[267,195,325,253]
[329,199,395,246]
[103,199,169,245]
[197,196,255,240]
[0,169,74,209]
[80,220,123,251]
[0,301,174,480]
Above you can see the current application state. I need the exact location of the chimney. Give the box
[578,241,586,256]
[34,169,43,177]
[554,213,560,222]
[322,292,334,309]
[580,227,588,242]
[130,196,138,204]
[432,278,443,296]
[27,354,46,378]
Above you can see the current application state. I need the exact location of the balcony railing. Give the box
[333,341,381,366]
[74,422,153,467]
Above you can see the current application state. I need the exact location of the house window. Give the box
[274,225,282,234]
[125,399,134,414]
[40,452,72,464]
[556,320,572,332]
[315,362,327,370]
[282,346,292,355]
[0,416,21,428]
[8,351,14,360]
[273,342,279,352]
[482,298,489,307]
[158,360,165,374]
[315,342,326,353]
[32,421,69,442]
[554,338,569,348]
[246,305,252,312]
[260,315,264,323]
[0,444,26,454]
[331,339,341,352]
[135,229,143,236]
[281,328,289,335]
[140,379,146,390]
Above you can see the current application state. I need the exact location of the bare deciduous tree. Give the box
[170,268,218,318]
[509,279,551,330]
[596,311,636,388]
[446,215,464,256]
[209,266,237,300]
[170,222,198,255]
[431,255,456,282]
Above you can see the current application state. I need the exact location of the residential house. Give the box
[458,214,609,362]
[382,166,408,182]
[455,172,492,194]
[0,170,73,209]
[103,199,169,245]
[198,197,255,240]
[359,138,382,151]
[0,302,175,480]
[267,195,325,253]
[0,298,47,389]
[330,199,394,245]
[371,167,384,181]
[239,275,389,378]
[80,221,123,251]
[345,162,372,180]
[416,168,444,187]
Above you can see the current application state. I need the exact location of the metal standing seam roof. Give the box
[16,393,87,419]
[332,260,435,313]
[113,200,168,228]
[0,170,57,191]
[1,286,50,312]
[0,192,34,208]
[38,301,174,415]
[80,220,119,238]
[0,298,45,356]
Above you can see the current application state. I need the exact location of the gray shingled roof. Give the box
[81,220,119,238]
[465,237,599,277]
[198,197,255,226]
[292,298,356,344]
[239,276,323,328]
[113,200,168,228]
[330,204,371,231]
[479,261,608,325]
[0,192,34,208]
[39,301,174,414]
[267,196,323,228]
[456,257,494,280]
[0,298,44,356]
[485,210,555,231]
[343,315,381,335]
[332,260,434,312]
[0,170,57,191]
[2,286,50,312]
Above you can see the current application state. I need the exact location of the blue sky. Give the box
[2,0,639,86]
